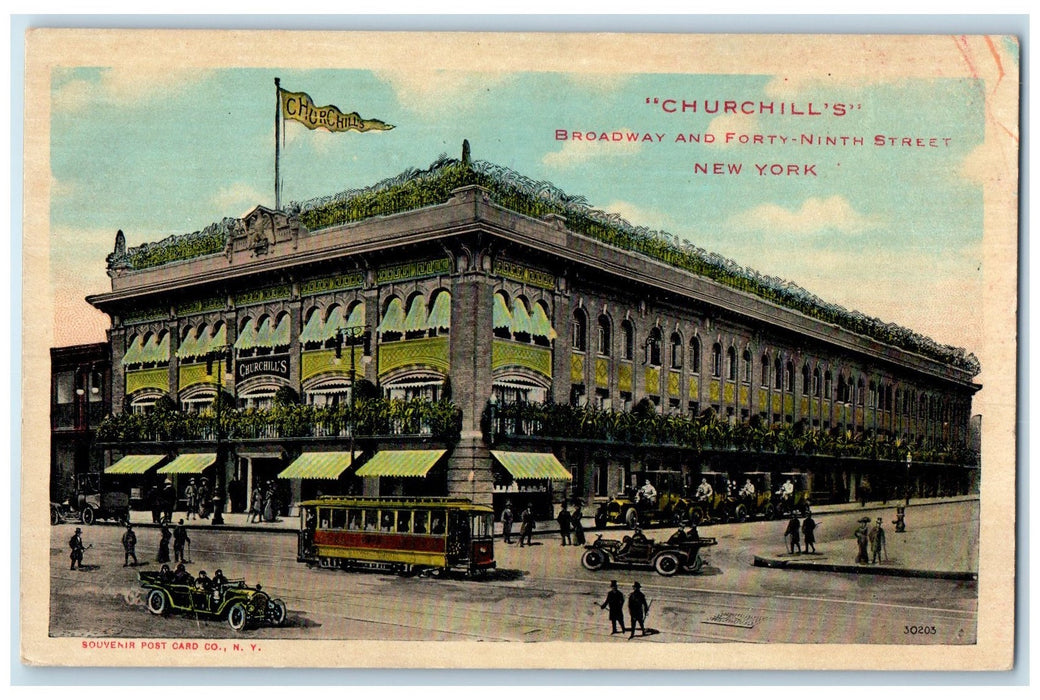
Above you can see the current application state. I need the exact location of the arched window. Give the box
[689,337,701,374]
[621,320,635,361]
[571,308,588,352]
[493,291,512,340]
[786,361,795,393]
[857,377,866,406]
[742,348,752,383]
[670,332,683,369]
[427,290,452,336]
[774,356,783,390]
[646,327,662,367]
[824,370,832,399]
[726,346,736,381]
[711,343,722,377]
[761,354,770,386]
[813,367,821,397]
[512,297,534,342]
[802,364,811,394]
[837,374,848,403]
[377,297,406,342]
[597,315,612,356]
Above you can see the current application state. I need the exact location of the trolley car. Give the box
[297,496,496,576]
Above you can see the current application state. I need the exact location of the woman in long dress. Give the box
[157,524,172,564]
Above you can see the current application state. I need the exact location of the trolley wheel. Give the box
[581,549,607,571]
[653,552,681,577]
[146,589,168,616]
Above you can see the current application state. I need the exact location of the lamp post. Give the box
[487,394,499,445]
[75,363,100,473]
[905,451,913,506]
[206,346,234,525]
[334,325,370,463]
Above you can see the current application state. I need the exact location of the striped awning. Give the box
[491,451,572,481]
[157,453,216,474]
[530,303,557,340]
[378,298,407,334]
[105,454,165,475]
[510,299,533,335]
[278,451,358,480]
[355,450,446,478]
[427,292,451,330]
[493,294,512,330]
[403,296,429,332]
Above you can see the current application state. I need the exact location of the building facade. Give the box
[83,152,981,519]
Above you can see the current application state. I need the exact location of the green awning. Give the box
[299,310,325,344]
[105,454,165,475]
[355,450,446,478]
[493,294,512,330]
[510,299,532,335]
[344,303,365,329]
[530,303,557,340]
[122,336,144,365]
[209,323,227,352]
[234,321,256,350]
[378,298,406,334]
[157,453,217,474]
[278,451,358,479]
[177,329,200,359]
[403,296,429,332]
[253,317,274,349]
[427,292,451,330]
[492,451,572,481]
[272,315,291,347]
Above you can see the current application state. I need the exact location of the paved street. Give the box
[49,498,978,644]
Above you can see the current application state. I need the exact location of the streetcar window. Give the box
[331,509,346,530]
[363,509,379,531]
[413,511,428,534]
[346,509,361,531]
[430,511,446,535]
[397,510,412,533]
[381,511,395,532]
[318,508,332,528]
[471,513,492,538]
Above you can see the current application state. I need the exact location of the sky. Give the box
[48,41,1016,392]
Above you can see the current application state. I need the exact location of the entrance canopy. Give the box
[105,454,165,475]
[157,453,216,474]
[491,451,572,481]
[278,452,358,480]
[354,450,446,478]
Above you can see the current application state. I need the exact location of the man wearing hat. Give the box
[173,519,191,563]
[870,517,887,564]
[184,478,198,521]
[599,580,626,634]
[627,581,649,638]
[500,500,514,544]
[854,517,871,564]
[160,478,177,524]
[69,527,85,570]
[121,523,138,567]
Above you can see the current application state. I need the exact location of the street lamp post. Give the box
[905,451,913,506]
[206,347,234,525]
[335,325,370,464]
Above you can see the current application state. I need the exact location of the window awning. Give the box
[403,297,429,332]
[157,453,217,474]
[299,310,325,344]
[530,303,558,340]
[234,321,256,350]
[278,451,358,480]
[344,303,364,329]
[378,298,407,334]
[510,299,533,335]
[427,292,451,330]
[105,454,166,475]
[491,451,572,481]
[493,294,512,331]
[355,450,446,478]
[272,315,291,347]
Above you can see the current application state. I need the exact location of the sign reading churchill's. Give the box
[22,30,1018,672]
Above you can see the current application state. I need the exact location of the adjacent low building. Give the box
[81,145,981,520]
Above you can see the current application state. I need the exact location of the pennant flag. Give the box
[280,89,394,133]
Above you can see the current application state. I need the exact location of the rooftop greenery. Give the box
[107,154,980,375]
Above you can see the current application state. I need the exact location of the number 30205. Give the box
[905,625,937,635]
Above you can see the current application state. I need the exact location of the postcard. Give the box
[21,29,1018,670]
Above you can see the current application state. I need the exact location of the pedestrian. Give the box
[871,517,887,564]
[501,501,514,544]
[599,580,626,634]
[519,503,535,547]
[69,527,85,570]
[173,519,191,563]
[250,485,264,523]
[148,484,161,524]
[854,517,870,564]
[184,478,198,520]
[197,477,210,519]
[557,503,572,546]
[160,479,177,524]
[627,581,649,638]
[157,523,171,564]
[121,524,138,567]
[802,511,817,553]
[784,516,801,554]
[571,504,586,546]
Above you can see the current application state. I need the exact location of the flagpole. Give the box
[274,77,282,211]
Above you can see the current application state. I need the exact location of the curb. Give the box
[752,555,977,581]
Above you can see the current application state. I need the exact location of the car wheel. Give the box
[227,602,249,631]
[146,589,167,616]
[80,506,95,526]
[734,504,748,523]
[653,552,681,577]
[763,504,776,520]
[689,506,706,525]
[269,599,287,626]
[623,508,639,529]
[581,549,607,571]
[50,505,61,526]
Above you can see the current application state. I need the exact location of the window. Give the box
[597,316,611,356]
[595,387,611,410]
[857,378,865,406]
[774,356,783,390]
[646,327,662,367]
[802,364,811,394]
[570,384,587,406]
[55,371,75,405]
[726,346,737,381]
[571,309,588,351]
[761,354,770,387]
[621,321,635,361]
[690,337,701,373]
[786,362,795,393]
[670,332,683,369]
[742,349,752,383]
[813,367,821,397]
[711,343,722,377]
[413,510,428,534]
[824,371,833,398]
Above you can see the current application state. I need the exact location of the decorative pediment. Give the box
[226,206,305,261]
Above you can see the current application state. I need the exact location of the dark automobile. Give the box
[138,571,287,631]
[594,470,694,529]
[580,529,717,577]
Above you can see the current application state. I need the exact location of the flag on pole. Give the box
[280,89,394,133]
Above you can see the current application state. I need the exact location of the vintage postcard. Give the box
[21,30,1018,670]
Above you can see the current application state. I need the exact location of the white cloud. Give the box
[542,130,643,168]
[600,200,674,231]
[211,182,268,216]
[53,66,213,113]
[706,113,759,149]
[727,196,880,235]
[374,69,511,115]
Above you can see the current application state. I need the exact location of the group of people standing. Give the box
[782,512,818,554]
[498,501,539,547]
[599,580,650,638]
[120,520,192,567]
[249,480,282,523]
[855,516,887,564]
